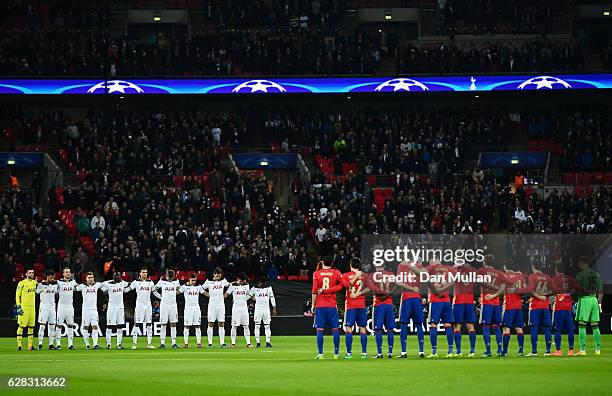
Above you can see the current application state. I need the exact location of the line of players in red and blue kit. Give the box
[311,255,582,360]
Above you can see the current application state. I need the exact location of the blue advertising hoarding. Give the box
[479,152,549,168]
[233,153,297,169]
[0,74,611,94]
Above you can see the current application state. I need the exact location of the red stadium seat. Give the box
[196,271,207,281]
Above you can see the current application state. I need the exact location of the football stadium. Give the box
[1,1,612,395]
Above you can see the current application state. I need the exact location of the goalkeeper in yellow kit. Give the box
[15,268,37,351]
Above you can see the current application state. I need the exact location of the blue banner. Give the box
[0,152,44,168]
[0,74,610,94]
[480,152,549,168]
[233,153,297,169]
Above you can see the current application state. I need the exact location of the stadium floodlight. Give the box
[385,10,392,20]
[7,159,15,165]
[604,10,611,16]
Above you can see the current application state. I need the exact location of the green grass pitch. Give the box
[1,335,610,395]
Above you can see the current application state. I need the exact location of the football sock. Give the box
[579,325,587,351]
[48,324,55,346]
[454,331,462,354]
[445,327,454,354]
[243,325,250,345]
[554,329,562,350]
[117,329,123,346]
[316,329,324,354]
[38,324,46,346]
[218,327,225,345]
[146,324,153,345]
[493,325,502,353]
[209,326,216,345]
[16,326,23,348]
[264,325,271,343]
[346,331,353,354]
[429,326,437,354]
[92,328,99,346]
[231,326,237,345]
[530,326,538,353]
[105,329,112,346]
[517,333,524,352]
[387,331,394,354]
[195,327,202,344]
[400,324,408,353]
[417,325,425,353]
[56,326,62,346]
[332,328,339,354]
[255,325,261,344]
[360,332,368,354]
[67,325,74,347]
[160,325,167,345]
[503,334,510,354]
[483,325,491,354]
[469,331,476,353]
[184,328,190,345]
[375,330,383,355]
[568,328,575,350]
[593,327,601,350]
[543,327,551,353]
[27,328,33,349]
[83,328,90,347]
[170,326,177,345]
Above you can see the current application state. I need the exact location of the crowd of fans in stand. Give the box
[433,0,569,36]
[0,28,382,76]
[520,107,612,172]
[2,104,610,282]
[204,0,345,29]
[264,106,512,175]
[396,40,583,74]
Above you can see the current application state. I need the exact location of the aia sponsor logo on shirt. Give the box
[236,290,247,295]
[164,287,175,292]
[139,286,150,291]
[112,288,122,293]
[257,292,269,298]
[213,284,223,290]
[86,288,96,294]
[63,287,73,292]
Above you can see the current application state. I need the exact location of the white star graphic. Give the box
[107,83,127,93]
[391,80,414,91]
[249,82,270,93]
[533,79,555,89]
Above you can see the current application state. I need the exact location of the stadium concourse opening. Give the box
[2,1,612,394]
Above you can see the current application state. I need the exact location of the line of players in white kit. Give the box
[34,266,277,350]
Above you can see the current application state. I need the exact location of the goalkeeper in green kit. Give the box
[574,258,603,356]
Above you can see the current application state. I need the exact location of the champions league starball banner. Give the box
[1,74,612,94]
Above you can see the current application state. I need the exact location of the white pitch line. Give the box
[2,357,306,363]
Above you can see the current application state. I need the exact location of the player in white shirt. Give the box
[225,272,252,348]
[100,272,131,349]
[203,267,230,348]
[249,276,277,348]
[56,267,78,349]
[179,273,206,348]
[76,272,102,349]
[153,269,180,348]
[36,270,58,350]
[130,267,156,349]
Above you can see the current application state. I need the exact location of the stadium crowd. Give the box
[0,28,382,76]
[433,0,569,36]
[2,104,611,284]
[396,40,583,74]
